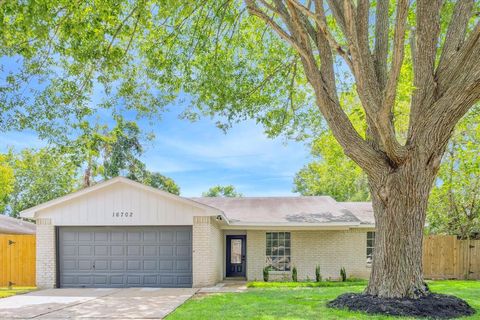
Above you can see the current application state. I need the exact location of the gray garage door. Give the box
[58,226,192,288]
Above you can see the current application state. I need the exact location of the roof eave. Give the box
[221,221,364,230]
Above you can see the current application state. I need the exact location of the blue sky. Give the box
[0,106,312,197]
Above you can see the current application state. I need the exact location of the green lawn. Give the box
[167,281,480,320]
[0,287,36,299]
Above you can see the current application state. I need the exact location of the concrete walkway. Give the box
[0,288,197,319]
[198,281,248,294]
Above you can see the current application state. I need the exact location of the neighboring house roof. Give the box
[0,215,36,234]
[191,196,374,227]
[20,176,224,219]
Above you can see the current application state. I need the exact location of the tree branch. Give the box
[409,0,442,131]
[438,0,475,70]
[287,0,353,69]
[245,0,310,60]
[374,0,389,91]
[383,0,409,112]
[245,0,390,178]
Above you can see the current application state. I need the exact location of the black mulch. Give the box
[328,292,475,319]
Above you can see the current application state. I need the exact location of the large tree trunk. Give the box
[365,157,437,298]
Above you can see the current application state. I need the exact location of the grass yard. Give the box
[167,281,480,320]
[0,287,36,299]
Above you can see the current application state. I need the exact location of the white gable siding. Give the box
[35,183,210,226]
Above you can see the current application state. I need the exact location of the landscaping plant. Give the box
[292,266,298,282]
[340,267,347,282]
[263,266,269,282]
[315,265,322,282]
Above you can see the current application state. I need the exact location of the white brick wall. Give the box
[247,229,373,281]
[36,218,56,288]
[192,216,223,287]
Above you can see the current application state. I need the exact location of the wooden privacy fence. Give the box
[0,235,36,287]
[423,235,480,280]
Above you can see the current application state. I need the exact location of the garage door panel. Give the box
[94,246,108,255]
[127,232,141,241]
[127,246,141,256]
[78,246,93,256]
[176,245,191,257]
[159,231,175,242]
[111,245,124,255]
[143,232,157,242]
[143,246,157,256]
[177,276,193,285]
[111,260,125,270]
[59,226,192,288]
[176,259,192,271]
[78,260,92,270]
[94,232,108,241]
[78,232,93,241]
[176,231,191,243]
[143,260,157,270]
[159,246,174,256]
[111,232,125,241]
[63,245,77,255]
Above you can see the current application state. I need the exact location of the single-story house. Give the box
[0,214,36,235]
[20,176,375,289]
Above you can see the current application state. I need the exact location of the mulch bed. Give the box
[328,292,475,319]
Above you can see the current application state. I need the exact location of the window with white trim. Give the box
[366,231,375,264]
[266,232,291,271]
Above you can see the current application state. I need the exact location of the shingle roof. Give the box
[339,202,375,224]
[191,196,374,225]
[0,215,36,234]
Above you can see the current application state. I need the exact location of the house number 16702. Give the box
[112,212,133,217]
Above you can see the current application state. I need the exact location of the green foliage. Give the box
[293,90,370,201]
[315,265,322,282]
[168,281,480,319]
[263,266,269,282]
[1,0,314,141]
[128,166,180,195]
[3,148,79,217]
[0,155,15,213]
[340,267,347,282]
[248,280,368,288]
[65,115,180,194]
[293,132,370,201]
[292,266,298,282]
[101,115,143,180]
[427,107,480,239]
[202,185,243,197]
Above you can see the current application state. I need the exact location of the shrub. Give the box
[340,267,347,282]
[315,265,322,282]
[263,266,269,282]
[292,266,298,282]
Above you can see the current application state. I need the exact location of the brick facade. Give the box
[246,229,373,281]
[192,216,223,287]
[35,218,56,288]
[34,214,372,288]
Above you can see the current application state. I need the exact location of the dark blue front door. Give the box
[226,235,246,277]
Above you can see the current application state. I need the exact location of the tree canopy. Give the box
[2,148,78,217]
[202,185,243,197]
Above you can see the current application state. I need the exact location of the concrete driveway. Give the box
[0,288,197,319]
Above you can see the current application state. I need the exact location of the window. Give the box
[266,232,291,271]
[366,231,375,264]
[231,239,242,264]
